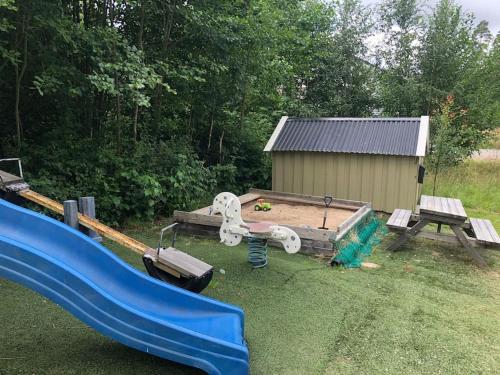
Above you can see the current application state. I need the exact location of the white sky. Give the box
[362,0,500,35]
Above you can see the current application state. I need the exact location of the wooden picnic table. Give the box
[420,195,467,221]
[387,195,488,267]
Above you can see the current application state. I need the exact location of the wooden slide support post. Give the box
[212,192,302,254]
[79,197,102,242]
[63,200,79,230]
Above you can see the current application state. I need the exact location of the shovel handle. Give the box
[324,195,333,208]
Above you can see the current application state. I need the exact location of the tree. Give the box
[418,0,478,115]
[427,95,483,194]
[454,31,499,133]
[305,0,376,116]
[0,0,496,222]
[377,0,422,116]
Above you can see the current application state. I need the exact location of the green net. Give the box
[331,211,388,268]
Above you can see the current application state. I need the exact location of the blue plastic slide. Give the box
[0,198,249,374]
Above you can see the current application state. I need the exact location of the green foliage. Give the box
[426,95,484,194]
[456,35,500,131]
[0,0,497,224]
[305,0,376,116]
[377,0,423,116]
[419,0,481,114]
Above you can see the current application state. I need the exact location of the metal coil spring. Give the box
[247,237,268,268]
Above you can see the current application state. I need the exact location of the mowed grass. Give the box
[1,161,499,375]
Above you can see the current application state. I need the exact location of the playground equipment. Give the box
[0,198,249,374]
[212,192,300,267]
[0,158,213,293]
[142,223,213,293]
[318,195,333,230]
[254,198,271,211]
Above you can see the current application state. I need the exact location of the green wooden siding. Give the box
[272,152,420,212]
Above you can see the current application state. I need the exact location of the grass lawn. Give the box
[423,161,500,228]
[1,161,499,374]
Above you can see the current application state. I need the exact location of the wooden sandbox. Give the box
[173,189,372,254]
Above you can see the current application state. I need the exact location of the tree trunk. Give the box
[153,0,176,136]
[219,129,225,163]
[207,113,214,153]
[432,170,438,196]
[133,105,139,141]
[83,0,89,28]
[137,1,145,50]
[14,12,29,151]
[432,154,441,196]
[116,94,122,151]
[133,0,145,142]
[239,79,247,128]
[102,0,108,26]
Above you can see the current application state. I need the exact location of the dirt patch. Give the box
[361,262,381,269]
[241,199,356,230]
[403,263,415,273]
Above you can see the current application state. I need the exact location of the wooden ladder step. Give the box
[470,218,500,246]
[386,209,412,231]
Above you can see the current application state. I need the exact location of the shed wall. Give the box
[272,152,420,212]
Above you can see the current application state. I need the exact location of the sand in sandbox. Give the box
[241,200,355,230]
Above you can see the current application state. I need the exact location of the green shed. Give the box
[264,116,429,213]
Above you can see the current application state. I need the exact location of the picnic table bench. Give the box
[386,195,500,267]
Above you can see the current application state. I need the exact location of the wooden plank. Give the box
[386,156,399,212]
[484,221,500,244]
[420,195,467,220]
[416,230,479,247]
[470,218,500,245]
[192,192,261,214]
[300,153,312,194]
[407,219,430,236]
[19,190,152,255]
[249,188,366,209]
[386,218,430,251]
[417,212,466,226]
[450,225,487,267]
[284,152,295,193]
[158,247,212,277]
[174,210,223,226]
[292,153,304,193]
[144,248,182,278]
[258,195,359,211]
[387,209,412,229]
[0,170,23,185]
[333,205,372,241]
[178,222,334,255]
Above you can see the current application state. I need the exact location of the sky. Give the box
[362,0,500,35]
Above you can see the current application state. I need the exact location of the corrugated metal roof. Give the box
[270,117,423,156]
